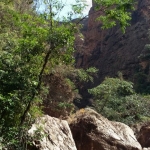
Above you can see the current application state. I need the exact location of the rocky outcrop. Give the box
[138,123,150,148]
[27,111,150,150]
[28,115,77,150]
[75,0,150,98]
[69,108,142,150]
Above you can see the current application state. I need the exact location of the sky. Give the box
[78,0,92,15]
[84,0,92,14]
[36,0,92,18]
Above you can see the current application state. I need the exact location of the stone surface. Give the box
[143,148,150,150]
[138,123,150,147]
[69,108,142,150]
[75,0,150,101]
[28,115,77,150]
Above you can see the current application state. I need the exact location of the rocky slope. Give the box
[75,0,150,98]
[28,110,150,150]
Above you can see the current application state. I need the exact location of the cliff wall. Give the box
[76,0,150,90]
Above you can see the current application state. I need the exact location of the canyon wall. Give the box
[76,0,150,103]
[76,0,150,92]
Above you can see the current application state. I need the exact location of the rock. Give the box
[28,115,77,150]
[130,123,146,139]
[143,148,150,150]
[138,123,150,147]
[75,0,150,102]
[69,108,142,150]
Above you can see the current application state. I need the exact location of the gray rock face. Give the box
[69,108,142,150]
[28,115,77,150]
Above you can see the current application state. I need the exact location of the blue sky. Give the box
[63,0,92,15]
[36,0,92,18]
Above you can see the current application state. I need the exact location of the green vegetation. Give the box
[0,0,85,148]
[94,0,135,33]
[0,0,138,149]
[88,77,150,125]
[134,29,150,94]
[42,65,98,118]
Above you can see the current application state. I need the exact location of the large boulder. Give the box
[69,108,142,150]
[28,115,77,150]
[138,123,150,148]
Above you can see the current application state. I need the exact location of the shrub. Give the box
[88,77,150,125]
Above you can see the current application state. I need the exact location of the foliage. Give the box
[0,2,47,148]
[42,71,75,118]
[0,0,137,148]
[88,77,150,125]
[76,67,98,82]
[0,0,85,148]
[134,29,150,94]
[94,0,135,33]
[42,65,98,118]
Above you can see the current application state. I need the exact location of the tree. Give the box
[94,0,135,33]
[0,0,137,148]
[42,65,98,118]
[0,0,86,148]
[0,1,49,148]
[88,77,150,125]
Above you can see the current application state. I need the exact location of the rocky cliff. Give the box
[28,110,150,150]
[75,0,150,97]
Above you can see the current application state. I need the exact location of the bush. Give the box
[42,65,98,118]
[88,77,150,125]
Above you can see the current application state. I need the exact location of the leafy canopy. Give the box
[0,0,137,148]
[88,77,150,125]
[94,0,135,33]
[0,0,85,148]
